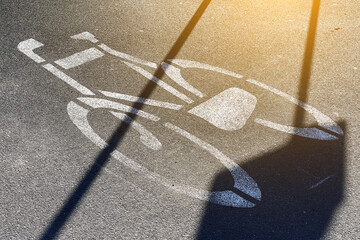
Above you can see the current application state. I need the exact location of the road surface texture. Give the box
[1,0,360,239]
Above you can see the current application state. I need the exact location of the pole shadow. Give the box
[197,0,346,239]
[39,1,212,239]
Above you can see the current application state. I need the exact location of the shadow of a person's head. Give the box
[197,122,346,240]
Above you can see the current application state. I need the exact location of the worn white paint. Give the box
[99,90,183,110]
[17,39,45,63]
[42,64,95,96]
[247,79,343,139]
[164,122,261,202]
[110,111,162,150]
[98,44,157,69]
[189,88,257,131]
[71,32,99,43]
[122,61,194,104]
[67,101,257,207]
[77,97,160,121]
[161,62,204,98]
[67,101,141,170]
[18,33,345,207]
[169,59,244,79]
[55,48,104,69]
[255,118,338,140]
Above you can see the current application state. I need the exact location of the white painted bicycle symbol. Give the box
[18,32,343,208]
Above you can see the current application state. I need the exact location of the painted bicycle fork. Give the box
[17,32,343,207]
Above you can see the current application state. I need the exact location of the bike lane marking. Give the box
[17,32,344,208]
[42,64,95,96]
[55,48,104,70]
[99,90,183,110]
[67,101,257,208]
[247,79,343,138]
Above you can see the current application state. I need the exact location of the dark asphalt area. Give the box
[1,0,360,239]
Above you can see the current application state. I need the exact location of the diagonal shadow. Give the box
[39,1,211,239]
[295,0,321,126]
[197,0,346,239]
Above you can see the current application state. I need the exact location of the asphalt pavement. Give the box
[1,0,360,239]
